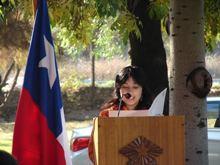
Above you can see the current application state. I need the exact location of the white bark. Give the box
[169,0,208,165]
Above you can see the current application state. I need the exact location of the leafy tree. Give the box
[38,0,169,111]
[0,0,30,110]
[13,0,220,115]
[53,19,127,60]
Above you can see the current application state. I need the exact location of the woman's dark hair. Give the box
[100,66,152,110]
[114,65,152,109]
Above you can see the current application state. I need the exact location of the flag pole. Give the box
[33,0,38,16]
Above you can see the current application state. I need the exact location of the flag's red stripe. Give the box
[12,88,66,165]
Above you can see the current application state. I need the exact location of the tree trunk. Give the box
[90,43,95,110]
[33,0,38,16]
[91,53,95,88]
[0,66,20,108]
[1,61,15,87]
[89,43,95,88]
[81,45,92,59]
[127,0,169,114]
[169,1,208,164]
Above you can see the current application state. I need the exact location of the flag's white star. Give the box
[38,35,57,89]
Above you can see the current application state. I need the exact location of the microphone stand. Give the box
[117,98,123,117]
[117,93,131,117]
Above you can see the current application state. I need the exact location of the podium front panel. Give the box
[94,116,184,165]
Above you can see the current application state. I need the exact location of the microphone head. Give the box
[124,93,131,99]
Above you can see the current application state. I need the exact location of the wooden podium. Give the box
[93,116,185,165]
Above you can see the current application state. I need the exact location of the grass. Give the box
[0,120,93,154]
[0,133,13,153]
[0,123,14,153]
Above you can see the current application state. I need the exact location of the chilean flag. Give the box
[12,0,72,164]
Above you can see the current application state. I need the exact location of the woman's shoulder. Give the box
[99,105,116,117]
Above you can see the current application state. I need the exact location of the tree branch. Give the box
[0,65,20,108]
[1,61,15,88]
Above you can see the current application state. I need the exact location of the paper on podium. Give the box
[109,110,149,117]
[148,88,167,116]
[109,88,167,117]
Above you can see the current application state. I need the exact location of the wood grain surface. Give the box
[94,116,185,165]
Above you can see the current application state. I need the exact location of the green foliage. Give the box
[49,0,140,49]
[3,0,220,56]
[53,26,86,58]
[53,18,127,60]
[148,1,169,20]
[0,0,31,74]
[13,48,27,68]
[204,0,220,51]
[49,0,98,46]
[61,71,84,93]
[111,10,141,44]
[0,0,31,72]
[95,0,126,17]
[17,0,33,20]
[92,20,127,59]
[0,0,15,23]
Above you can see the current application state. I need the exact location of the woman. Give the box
[88,65,153,163]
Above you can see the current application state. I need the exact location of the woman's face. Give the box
[119,77,143,110]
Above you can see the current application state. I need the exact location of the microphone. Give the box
[117,93,131,117]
